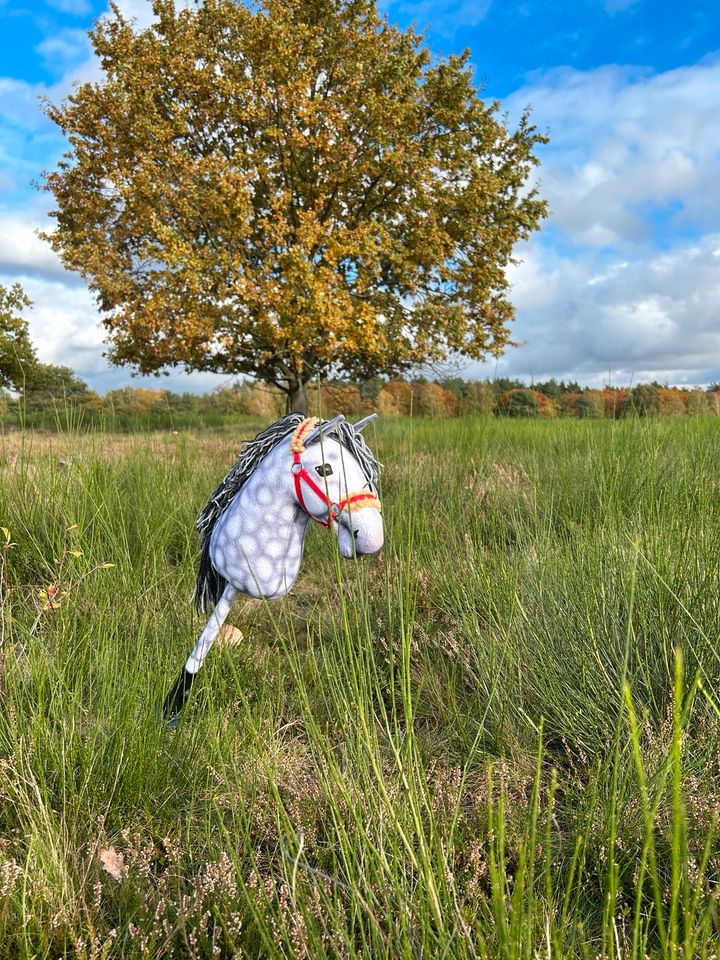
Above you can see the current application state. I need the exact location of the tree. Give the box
[22,363,100,412]
[204,381,285,417]
[657,387,686,416]
[498,388,539,418]
[536,378,561,401]
[686,389,710,416]
[463,379,494,415]
[492,377,525,395]
[497,387,555,418]
[103,386,170,415]
[42,0,547,412]
[603,387,626,419]
[375,381,413,415]
[312,381,366,417]
[413,381,456,417]
[0,282,37,392]
[625,383,660,418]
[571,389,604,419]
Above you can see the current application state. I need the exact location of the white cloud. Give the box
[0,77,50,131]
[507,58,720,246]
[1,264,231,393]
[0,0,226,394]
[106,0,196,31]
[36,28,91,70]
[464,232,720,386]
[21,278,105,369]
[0,211,68,278]
[112,0,163,28]
[454,58,720,387]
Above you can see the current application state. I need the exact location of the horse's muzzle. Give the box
[337,509,384,558]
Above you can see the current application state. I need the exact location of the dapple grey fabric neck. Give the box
[195,413,305,543]
[193,413,304,611]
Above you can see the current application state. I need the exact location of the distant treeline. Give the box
[2,369,720,421]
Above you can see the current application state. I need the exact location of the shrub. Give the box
[462,380,494,415]
[376,381,413,415]
[413,381,457,417]
[603,387,627,419]
[624,384,660,417]
[568,390,605,419]
[204,382,284,417]
[565,389,605,420]
[707,391,720,415]
[685,389,710,415]
[103,387,170,415]
[312,382,367,418]
[498,388,538,418]
[22,363,100,413]
[658,387,687,416]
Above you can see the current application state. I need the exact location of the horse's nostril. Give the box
[353,529,360,540]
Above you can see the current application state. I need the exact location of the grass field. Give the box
[1,415,719,959]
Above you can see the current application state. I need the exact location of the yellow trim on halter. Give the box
[343,494,382,513]
[289,417,319,454]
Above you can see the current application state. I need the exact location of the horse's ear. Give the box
[304,414,345,446]
[352,414,378,432]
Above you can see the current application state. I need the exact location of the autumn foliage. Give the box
[1,373,719,421]
[42,0,547,412]
[496,388,556,418]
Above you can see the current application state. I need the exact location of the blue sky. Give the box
[1,0,719,392]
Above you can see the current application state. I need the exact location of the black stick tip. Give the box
[161,667,195,724]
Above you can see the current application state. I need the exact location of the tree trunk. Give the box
[289,382,308,415]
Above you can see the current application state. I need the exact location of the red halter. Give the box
[292,451,380,528]
[289,418,381,528]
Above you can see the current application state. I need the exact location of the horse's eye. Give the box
[315,463,333,477]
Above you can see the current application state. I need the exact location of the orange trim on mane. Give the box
[289,417,319,453]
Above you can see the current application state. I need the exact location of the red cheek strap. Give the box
[292,451,381,527]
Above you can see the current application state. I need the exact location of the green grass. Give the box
[1,415,719,958]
